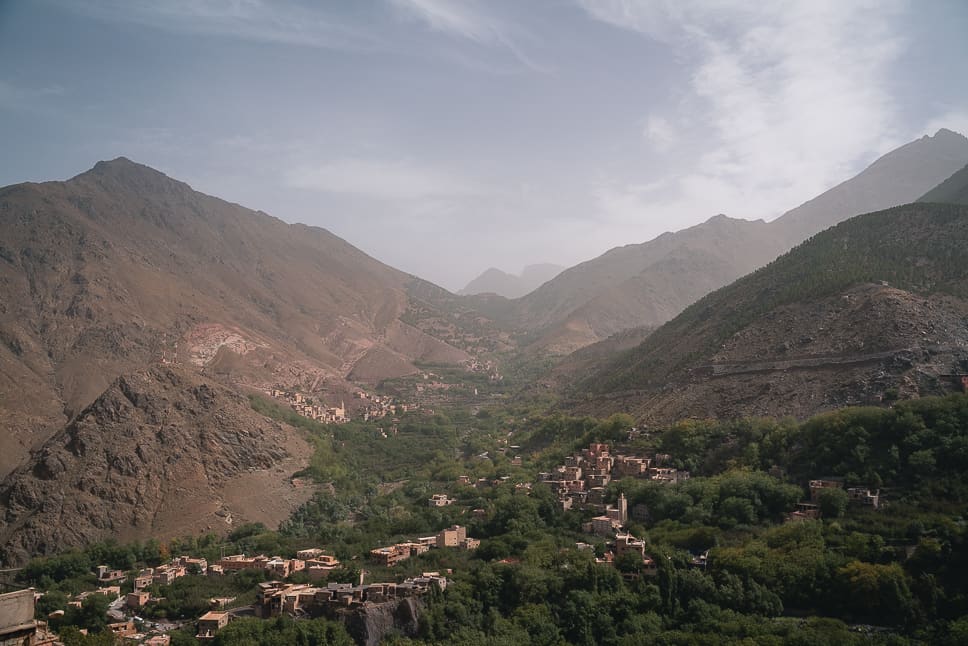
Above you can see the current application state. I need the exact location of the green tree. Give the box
[817,487,849,519]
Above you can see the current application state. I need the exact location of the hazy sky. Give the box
[2,1,967,291]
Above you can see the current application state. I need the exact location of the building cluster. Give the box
[8,587,171,645]
[93,557,202,610]
[539,443,689,514]
[256,573,447,617]
[461,358,502,382]
[582,493,629,537]
[196,572,448,639]
[457,474,513,489]
[428,493,455,507]
[787,478,881,522]
[354,390,421,422]
[87,549,342,616]
[268,389,349,423]
[214,550,341,582]
[577,532,659,577]
[0,589,59,646]
[370,525,479,567]
[611,533,659,576]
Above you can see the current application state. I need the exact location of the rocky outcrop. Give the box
[335,598,424,646]
[0,365,314,565]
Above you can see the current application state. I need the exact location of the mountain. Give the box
[769,128,968,243]
[460,263,564,299]
[0,158,503,478]
[567,202,968,423]
[919,162,968,205]
[489,129,968,354]
[0,366,316,564]
[511,215,784,354]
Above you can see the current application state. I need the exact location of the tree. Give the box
[817,487,849,519]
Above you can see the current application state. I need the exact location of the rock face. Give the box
[336,598,424,646]
[576,284,968,423]
[0,365,314,565]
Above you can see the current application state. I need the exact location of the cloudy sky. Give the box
[1,1,967,291]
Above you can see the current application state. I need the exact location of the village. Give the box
[7,521,484,644]
[266,387,429,426]
[2,426,892,646]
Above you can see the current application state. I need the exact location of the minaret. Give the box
[618,493,627,524]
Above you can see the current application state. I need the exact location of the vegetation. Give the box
[210,616,353,645]
[19,393,968,644]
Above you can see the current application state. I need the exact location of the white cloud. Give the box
[388,0,496,44]
[284,158,483,201]
[642,114,677,151]
[388,0,546,72]
[578,0,909,224]
[56,0,378,50]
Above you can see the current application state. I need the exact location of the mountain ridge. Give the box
[481,129,968,354]
[0,157,500,477]
[459,263,564,299]
[567,202,968,422]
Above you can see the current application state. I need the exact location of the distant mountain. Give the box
[919,162,968,205]
[769,128,968,244]
[460,263,564,299]
[513,215,784,354]
[568,202,968,423]
[490,129,968,354]
[0,158,503,479]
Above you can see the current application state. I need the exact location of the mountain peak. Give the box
[933,127,967,141]
[89,156,159,176]
[460,264,564,298]
[74,157,189,195]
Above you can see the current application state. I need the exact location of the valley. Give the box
[3,140,968,646]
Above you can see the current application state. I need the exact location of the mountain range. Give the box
[2,129,968,561]
[566,201,968,423]
[0,158,508,478]
[459,263,564,299]
[473,129,968,354]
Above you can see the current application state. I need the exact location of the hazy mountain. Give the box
[494,129,968,354]
[513,215,784,354]
[0,158,500,477]
[460,263,564,299]
[568,202,968,423]
[919,162,968,205]
[770,128,968,244]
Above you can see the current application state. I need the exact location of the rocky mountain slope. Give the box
[0,366,315,564]
[567,202,968,423]
[459,263,564,299]
[482,129,968,354]
[0,158,504,477]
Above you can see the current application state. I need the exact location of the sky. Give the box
[1,1,967,291]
